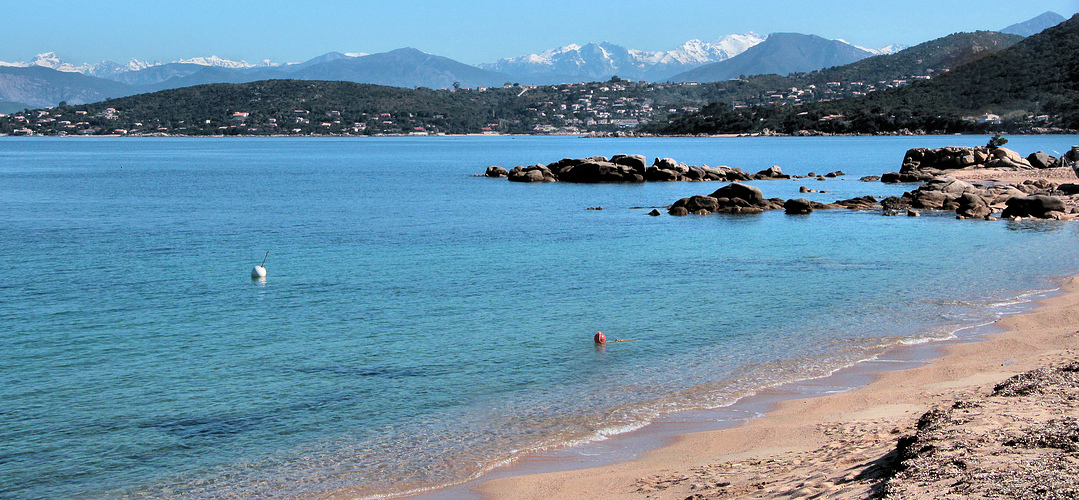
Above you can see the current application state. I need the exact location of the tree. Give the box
[987,133,1008,149]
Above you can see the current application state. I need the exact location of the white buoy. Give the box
[251,251,268,278]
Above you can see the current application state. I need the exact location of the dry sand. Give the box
[465,276,1079,499]
[948,166,1079,184]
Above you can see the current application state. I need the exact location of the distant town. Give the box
[0,70,1001,137]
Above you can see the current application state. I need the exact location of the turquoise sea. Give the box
[4,135,1079,499]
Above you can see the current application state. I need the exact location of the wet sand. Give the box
[461,275,1079,499]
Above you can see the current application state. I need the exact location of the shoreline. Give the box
[403,275,1079,499]
[1,132,1076,139]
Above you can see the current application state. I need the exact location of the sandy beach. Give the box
[464,275,1079,499]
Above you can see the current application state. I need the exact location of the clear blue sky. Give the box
[3,1,1076,65]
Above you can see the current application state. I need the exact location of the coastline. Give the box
[414,275,1079,499]
[1,131,1075,139]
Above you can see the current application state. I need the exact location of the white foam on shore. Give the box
[353,282,1072,500]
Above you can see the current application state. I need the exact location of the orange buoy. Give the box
[594,331,606,344]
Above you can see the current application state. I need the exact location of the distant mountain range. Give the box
[0,11,1065,110]
[476,34,768,84]
[652,13,1079,135]
[4,14,1073,137]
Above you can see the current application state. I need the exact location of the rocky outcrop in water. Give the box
[668,183,880,216]
[500,155,753,183]
[1002,195,1068,219]
[485,166,508,178]
[491,156,836,183]
[508,164,557,182]
[882,146,1065,183]
[880,175,1072,220]
[784,198,814,214]
[669,183,783,215]
[494,147,1079,221]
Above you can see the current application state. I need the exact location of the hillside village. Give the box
[0,68,979,137]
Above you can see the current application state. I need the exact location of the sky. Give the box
[2,1,1077,66]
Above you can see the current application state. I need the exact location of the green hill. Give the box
[648,15,1077,135]
[0,78,734,136]
[816,30,1023,82]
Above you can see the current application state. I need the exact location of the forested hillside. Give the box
[647,16,1078,135]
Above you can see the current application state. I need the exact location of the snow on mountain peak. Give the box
[629,33,764,66]
[175,55,256,68]
[476,32,768,81]
[33,52,96,73]
[836,39,907,55]
[123,59,156,71]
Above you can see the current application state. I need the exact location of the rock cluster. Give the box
[668,183,783,215]
[668,182,878,216]
[486,146,1078,222]
[496,155,752,183]
[883,146,1067,183]
[883,176,1071,220]
[484,166,508,178]
[488,156,828,184]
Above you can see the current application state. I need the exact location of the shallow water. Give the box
[2,135,1079,499]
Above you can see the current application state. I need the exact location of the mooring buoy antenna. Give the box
[251,251,268,279]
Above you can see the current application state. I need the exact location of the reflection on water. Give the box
[1004,219,1070,233]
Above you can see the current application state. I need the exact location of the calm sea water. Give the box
[3,135,1079,499]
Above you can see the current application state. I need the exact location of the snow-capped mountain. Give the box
[174,55,283,69]
[0,52,93,73]
[477,34,767,84]
[630,33,765,66]
[838,41,908,56]
[0,52,294,78]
